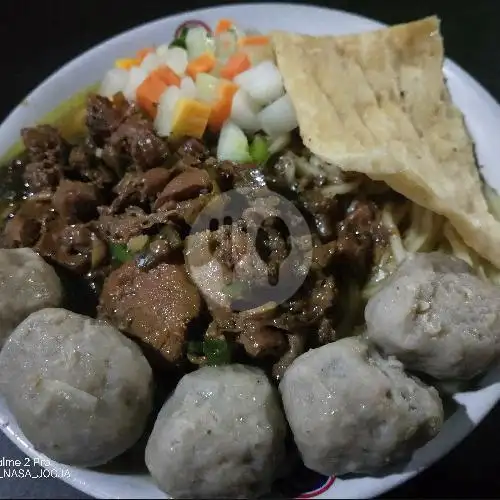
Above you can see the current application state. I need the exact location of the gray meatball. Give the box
[365,252,500,379]
[279,337,443,476]
[0,308,153,466]
[0,248,62,345]
[145,364,286,498]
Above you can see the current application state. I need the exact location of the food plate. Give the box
[1,3,500,499]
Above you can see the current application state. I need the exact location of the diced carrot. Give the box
[186,53,216,79]
[220,52,251,80]
[115,58,139,70]
[136,73,167,118]
[208,80,239,132]
[136,47,155,62]
[171,98,212,138]
[155,65,181,87]
[238,35,270,47]
[215,19,233,34]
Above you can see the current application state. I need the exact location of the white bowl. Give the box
[1,3,500,499]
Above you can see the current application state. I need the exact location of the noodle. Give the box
[443,222,474,267]
[320,181,361,197]
[381,205,406,265]
[275,150,500,301]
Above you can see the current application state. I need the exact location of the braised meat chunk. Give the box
[99,260,202,364]
[21,125,69,164]
[53,179,101,222]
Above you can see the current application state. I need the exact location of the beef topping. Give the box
[110,116,168,170]
[36,219,99,273]
[23,161,62,195]
[86,94,124,139]
[236,322,287,358]
[4,213,41,247]
[52,180,100,222]
[93,208,173,245]
[155,167,212,206]
[299,190,339,242]
[336,199,384,275]
[99,261,202,364]
[21,125,69,163]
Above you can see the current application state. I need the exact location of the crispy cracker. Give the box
[272,17,500,268]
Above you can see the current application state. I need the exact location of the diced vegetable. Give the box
[220,52,251,80]
[156,44,169,58]
[215,31,238,63]
[136,72,168,117]
[186,53,216,79]
[258,93,298,136]
[180,76,197,98]
[136,65,182,117]
[217,121,251,162]
[136,47,155,62]
[241,43,275,66]
[268,132,292,155]
[155,86,182,136]
[155,65,181,87]
[115,58,138,70]
[123,67,148,101]
[208,81,239,131]
[100,68,129,98]
[186,27,215,60]
[238,35,270,47]
[162,85,183,109]
[230,89,261,133]
[209,61,224,78]
[171,98,212,138]
[127,234,149,253]
[215,18,233,34]
[140,53,163,73]
[91,236,107,269]
[250,135,270,164]
[161,47,188,75]
[175,20,212,38]
[229,25,247,41]
[234,61,284,105]
[195,73,220,103]
[110,243,133,263]
[170,27,189,49]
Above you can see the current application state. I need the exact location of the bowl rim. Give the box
[1,3,500,499]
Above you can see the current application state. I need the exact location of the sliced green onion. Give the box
[250,135,270,164]
[187,340,204,355]
[110,243,133,263]
[170,27,189,49]
[203,338,231,366]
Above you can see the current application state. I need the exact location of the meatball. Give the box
[0,248,62,345]
[145,365,287,498]
[365,252,500,379]
[279,337,443,476]
[0,308,153,466]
